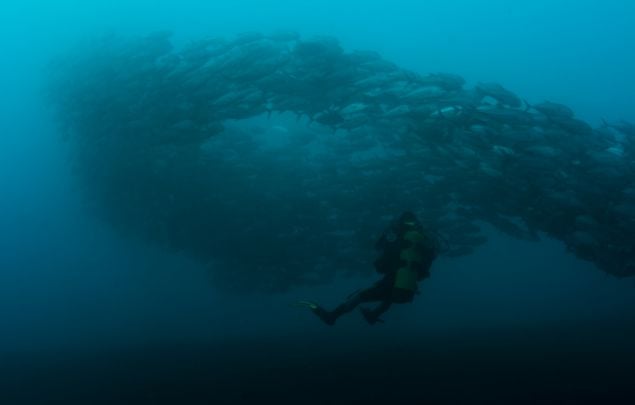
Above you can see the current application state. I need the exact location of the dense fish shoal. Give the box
[47,31,635,291]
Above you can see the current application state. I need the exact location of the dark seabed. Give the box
[3,322,635,404]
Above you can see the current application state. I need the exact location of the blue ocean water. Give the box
[1,1,634,403]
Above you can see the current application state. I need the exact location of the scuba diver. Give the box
[299,211,439,325]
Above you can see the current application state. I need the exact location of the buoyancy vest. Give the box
[393,229,427,291]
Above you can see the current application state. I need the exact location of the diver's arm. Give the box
[375,232,388,250]
[416,251,436,281]
[375,223,400,251]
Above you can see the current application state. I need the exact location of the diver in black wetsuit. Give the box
[301,211,439,325]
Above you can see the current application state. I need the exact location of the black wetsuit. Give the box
[324,221,438,324]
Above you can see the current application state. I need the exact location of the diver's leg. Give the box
[361,288,415,325]
[316,281,387,325]
[371,300,392,317]
[360,299,392,325]
[328,292,364,319]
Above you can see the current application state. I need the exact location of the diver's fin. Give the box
[294,300,319,310]
[295,301,335,326]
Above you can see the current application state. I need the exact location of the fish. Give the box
[475,82,522,108]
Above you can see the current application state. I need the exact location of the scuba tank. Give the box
[393,229,426,292]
